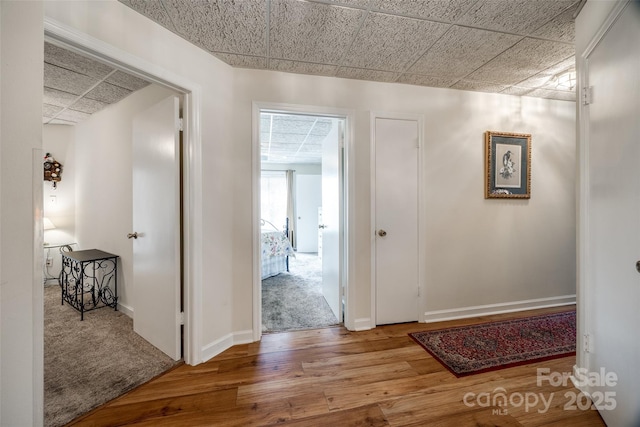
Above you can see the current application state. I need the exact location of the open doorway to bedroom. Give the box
[258,110,345,333]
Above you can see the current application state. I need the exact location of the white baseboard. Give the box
[117,302,133,318]
[423,294,576,323]
[353,317,373,331]
[201,329,254,363]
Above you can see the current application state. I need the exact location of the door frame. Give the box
[44,18,203,365]
[252,102,355,340]
[370,111,426,326]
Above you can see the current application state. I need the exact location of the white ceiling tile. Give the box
[119,0,178,33]
[336,67,400,83]
[531,2,578,43]
[45,42,114,79]
[307,0,371,8]
[162,0,267,56]
[44,63,99,96]
[451,80,509,93]
[517,73,555,89]
[43,104,64,118]
[270,0,365,64]
[213,53,267,69]
[105,70,151,91]
[396,73,458,87]
[70,97,110,115]
[270,59,338,77]
[540,57,575,76]
[501,86,535,96]
[458,0,578,35]
[370,0,477,22]
[85,82,132,104]
[44,87,79,108]
[464,38,575,85]
[408,26,522,78]
[341,12,450,72]
[56,109,92,123]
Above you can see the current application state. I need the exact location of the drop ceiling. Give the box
[43,42,152,125]
[119,0,580,101]
[261,112,333,164]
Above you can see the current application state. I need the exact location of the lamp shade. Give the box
[43,217,56,230]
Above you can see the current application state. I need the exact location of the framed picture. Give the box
[485,131,531,199]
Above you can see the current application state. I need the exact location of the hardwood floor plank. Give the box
[276,404,389,427]
[66,307,606,427]
[69,389,237,426]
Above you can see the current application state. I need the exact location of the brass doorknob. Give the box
[378,229,387,237]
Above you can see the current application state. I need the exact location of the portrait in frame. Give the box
[485,131,531,199]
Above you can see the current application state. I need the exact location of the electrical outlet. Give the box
[46,258,53,267]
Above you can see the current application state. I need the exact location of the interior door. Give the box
[321,119,341,320]
[295,174,321,253]
[132,95,181,361]
[374,117,419,325]
[586,5,640,425]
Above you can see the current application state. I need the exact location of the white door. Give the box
[374,117,419,325]
[321,119,342,320]
[132,96,181,361]
[585,5,640,425]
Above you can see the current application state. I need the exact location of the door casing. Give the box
[44,18,203,365]
[252,102,355,340]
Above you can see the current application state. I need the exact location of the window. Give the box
[261,171,287,230]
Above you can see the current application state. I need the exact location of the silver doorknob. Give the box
[378,229,387,237]
[319,224,327,229]
[127,232,138,239]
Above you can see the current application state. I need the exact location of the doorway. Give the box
[254,106,350,337]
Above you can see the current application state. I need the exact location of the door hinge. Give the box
[583,333,592,353]
[582,86,594,105]
[178,311,185,325]
[178,118,184,132]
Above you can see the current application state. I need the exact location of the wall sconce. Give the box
[554,70,576,91]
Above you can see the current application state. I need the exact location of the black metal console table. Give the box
[61,249,119,320]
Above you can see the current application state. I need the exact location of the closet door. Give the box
[373,117,419,325]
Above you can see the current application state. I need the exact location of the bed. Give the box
[261,218,295,280]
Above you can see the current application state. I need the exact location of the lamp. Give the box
[43,217,56,230]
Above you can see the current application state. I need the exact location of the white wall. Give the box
[233,69,577,328]
[43,125,76,280]
[0,2,44,425]
[73,84,176,313]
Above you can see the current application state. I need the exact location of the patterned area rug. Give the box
[262,252,339,332]
[409,311,576,377]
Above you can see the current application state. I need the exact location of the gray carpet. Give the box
[44,285,180,427]
[262,252,340,333]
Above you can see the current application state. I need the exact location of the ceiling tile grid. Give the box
[43,42,152,125]
[117,0,579,102]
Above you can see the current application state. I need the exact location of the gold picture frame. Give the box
[485,131,531,199]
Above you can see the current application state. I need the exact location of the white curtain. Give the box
[286,169,295,248]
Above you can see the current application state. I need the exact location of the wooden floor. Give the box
[69,306,606,426]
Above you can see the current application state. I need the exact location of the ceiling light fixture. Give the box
[554,70,576,91]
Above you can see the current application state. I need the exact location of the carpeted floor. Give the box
[44,285,180,427]
[262,252,340,333]
[409,311,576,377]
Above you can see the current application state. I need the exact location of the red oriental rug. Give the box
[409,311,576,377]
